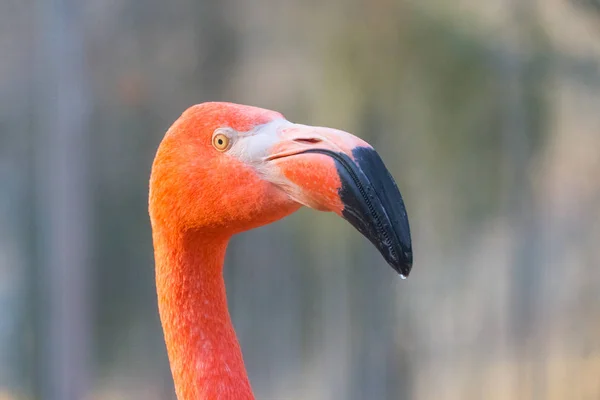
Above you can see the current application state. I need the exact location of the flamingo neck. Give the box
[153,230,254,400]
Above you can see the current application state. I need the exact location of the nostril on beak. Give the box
[294,138,322,145]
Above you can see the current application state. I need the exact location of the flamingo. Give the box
[148,102,412,399]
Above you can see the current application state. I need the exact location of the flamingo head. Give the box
[150,102,413,276]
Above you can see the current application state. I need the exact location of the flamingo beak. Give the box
[264,123,413,277]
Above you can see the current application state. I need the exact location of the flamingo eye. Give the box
[212,133,231,151]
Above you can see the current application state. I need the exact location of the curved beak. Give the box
[262,122,413,277]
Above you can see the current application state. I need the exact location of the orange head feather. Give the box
[150,101,412,275]
[149,102,299,236]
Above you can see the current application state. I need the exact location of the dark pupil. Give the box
[218,139,223,145]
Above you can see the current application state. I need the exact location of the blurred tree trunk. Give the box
[501,1,545,398]
[34,1,92,399]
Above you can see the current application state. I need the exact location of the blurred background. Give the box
[1,0,600,399]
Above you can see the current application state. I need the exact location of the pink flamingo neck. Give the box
[153,229,254,400]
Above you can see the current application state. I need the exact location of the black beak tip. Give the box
[389,248,413,278]
[297,146,414,278]
[348,146,413,279]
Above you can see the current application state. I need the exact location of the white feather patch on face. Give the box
[224,118,292,182]
[226,118,292,164]
[221,118,334,210]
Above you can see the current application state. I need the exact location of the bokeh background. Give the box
[2,0,600,399]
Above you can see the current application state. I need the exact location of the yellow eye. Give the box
[212,133,230,151]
